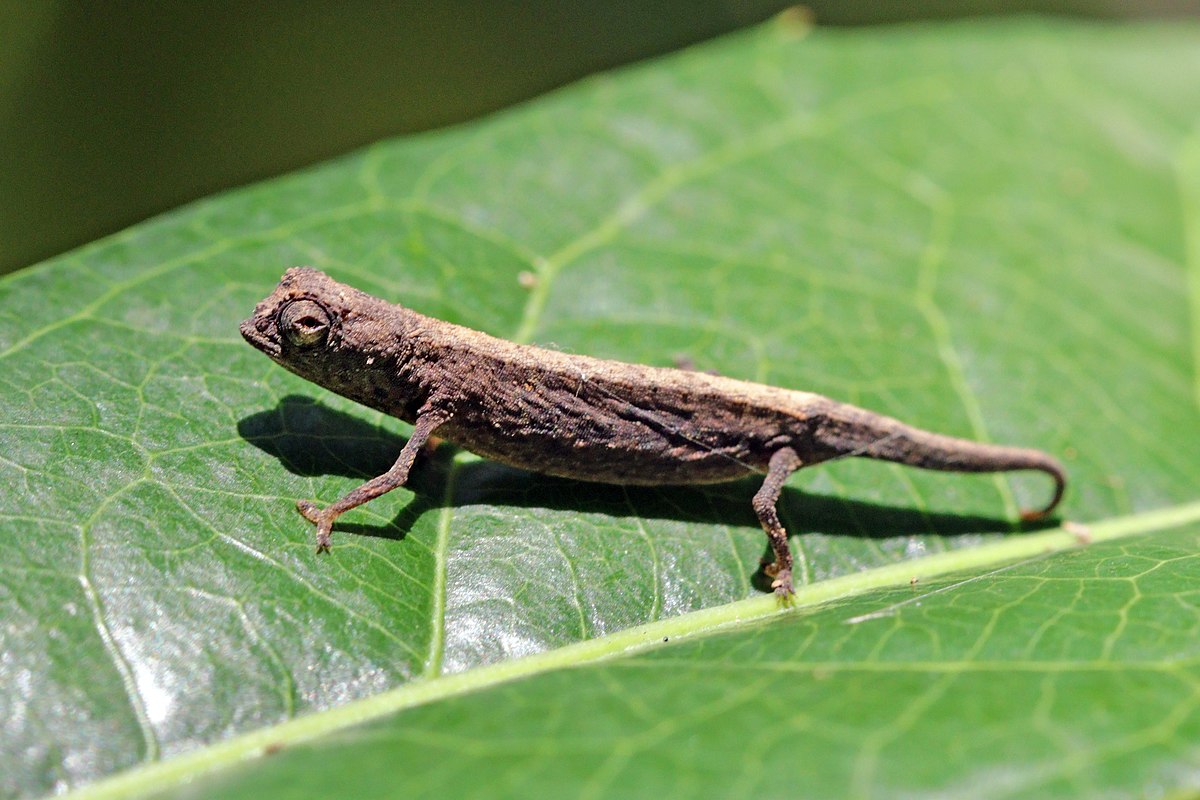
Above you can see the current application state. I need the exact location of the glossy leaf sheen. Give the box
[2,18,1198,800]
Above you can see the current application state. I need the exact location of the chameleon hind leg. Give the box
[752,447,802,597]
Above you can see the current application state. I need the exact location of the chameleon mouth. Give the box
[239,317,282,359]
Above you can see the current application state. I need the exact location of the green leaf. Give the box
[141,517,1200,800]
[2,16,1198,800]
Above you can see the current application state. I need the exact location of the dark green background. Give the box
[2,0,1197,276]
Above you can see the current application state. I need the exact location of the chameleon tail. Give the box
[816,402,1066,519]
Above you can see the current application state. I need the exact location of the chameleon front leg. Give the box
[752,447,802,597]
[297,411,448,552]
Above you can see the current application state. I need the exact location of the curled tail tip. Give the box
[1019,458,1067,522]
[1019,507,1051,523]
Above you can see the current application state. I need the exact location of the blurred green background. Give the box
[2,0,1196,277]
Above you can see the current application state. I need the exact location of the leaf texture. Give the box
[1,17,1198,800]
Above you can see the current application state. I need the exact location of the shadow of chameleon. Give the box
[237,395,1054,591]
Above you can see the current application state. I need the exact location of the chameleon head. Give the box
[239,267,339,363]
[240,267,414,405]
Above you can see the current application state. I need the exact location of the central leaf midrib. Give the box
[60,499,1200,800]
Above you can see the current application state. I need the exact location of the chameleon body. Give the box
[241,267,1066,595]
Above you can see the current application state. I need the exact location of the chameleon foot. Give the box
[763,560,795,598]
[770,568,795,599]
[296,500,334,553]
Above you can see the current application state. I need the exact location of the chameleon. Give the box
[241,267,1066,596]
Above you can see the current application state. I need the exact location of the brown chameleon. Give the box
[241,267,1065,596]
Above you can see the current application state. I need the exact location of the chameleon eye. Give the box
[279,299,331,349]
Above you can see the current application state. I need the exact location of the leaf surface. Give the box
[1,17,1198,800]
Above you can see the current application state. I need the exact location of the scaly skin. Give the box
[242,267,1066,596]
